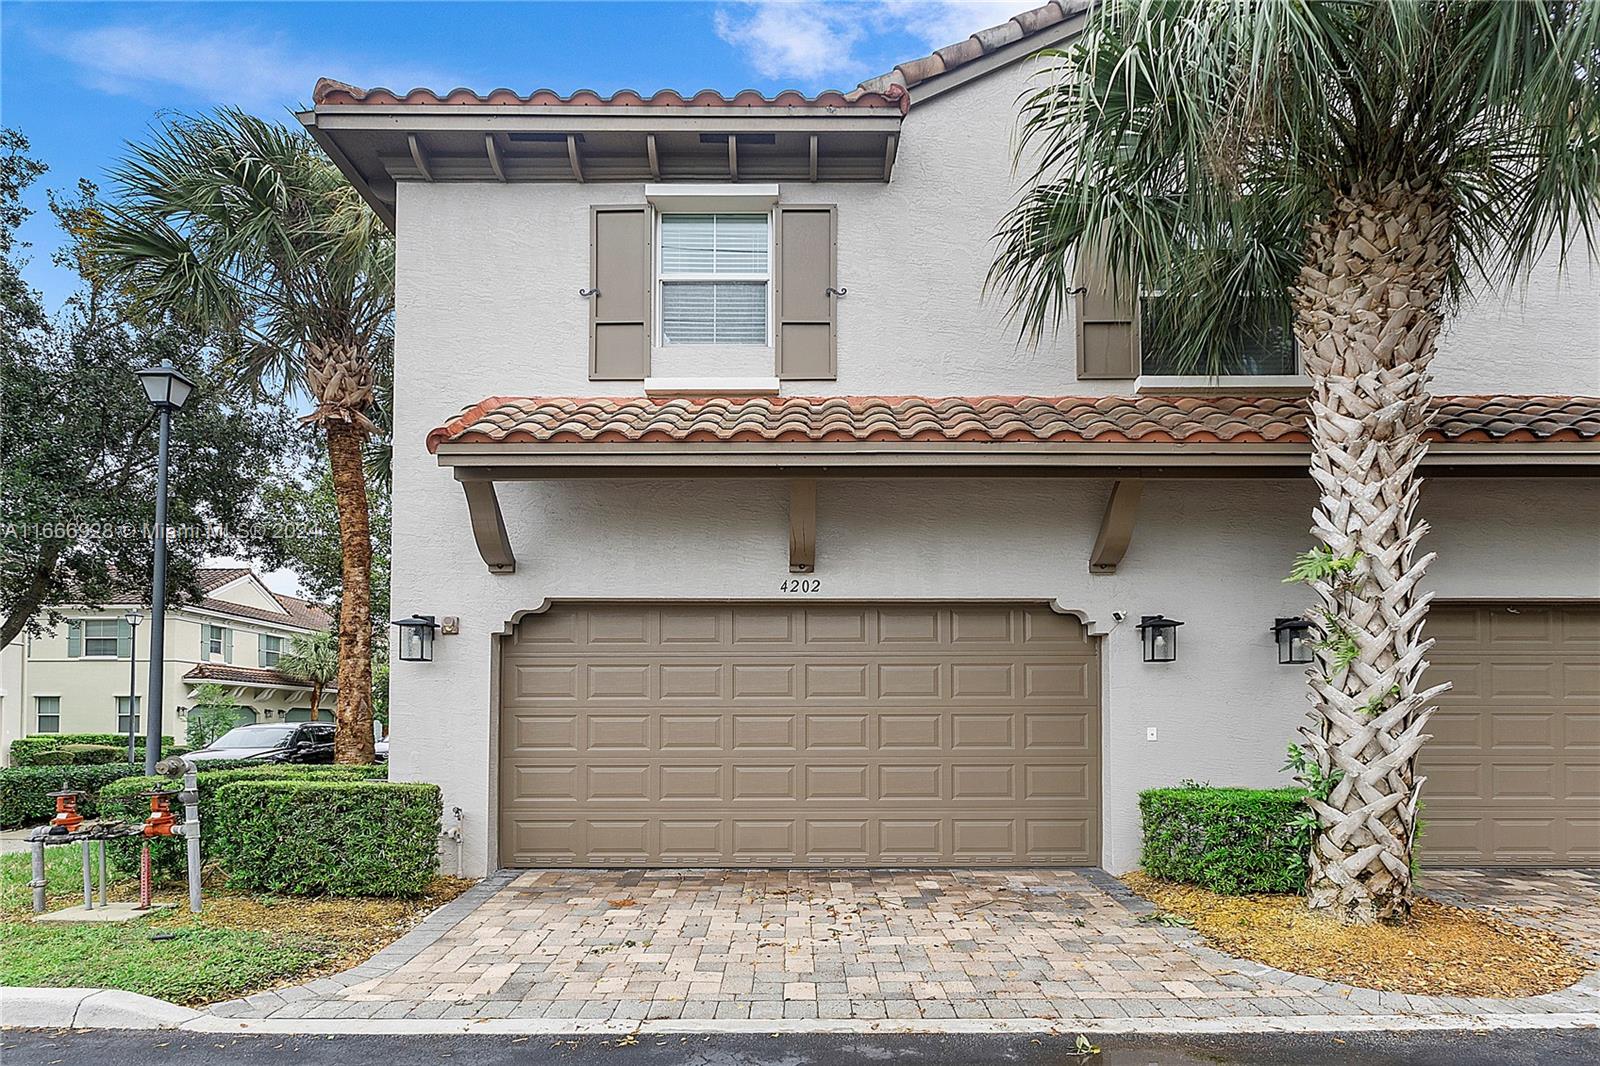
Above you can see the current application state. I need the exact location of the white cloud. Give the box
[36,21,461,112]
[714,1,1040,84]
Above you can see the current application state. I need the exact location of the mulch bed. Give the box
[1122,871,1589,998]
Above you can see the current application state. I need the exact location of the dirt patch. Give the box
[1122,872,1588,998]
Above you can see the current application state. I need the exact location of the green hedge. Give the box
[0,764,148,829]
[30,744,126,766]
[100,764,388,881]
[1139,785,1309,895]
[213,780,441,897]
[10,734,175,767]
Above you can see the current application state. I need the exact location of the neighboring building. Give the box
[0,568,334,763]
[302,1,1600,877]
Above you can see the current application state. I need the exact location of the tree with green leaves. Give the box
[991,1,1598,923]
[96,110,394,763]
[0,134,296,648]
[278,630,339,723]
[186,684,242,748]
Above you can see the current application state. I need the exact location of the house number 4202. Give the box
[780,578,821,594]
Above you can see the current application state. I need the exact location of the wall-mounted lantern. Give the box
[1271,616,1316,665]
[1135,615,1183,663]
[392,615,440,662]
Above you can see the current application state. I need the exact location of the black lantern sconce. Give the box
[1135,615,1183,663]
[392,615,441,662]
[1271,616,1316,665]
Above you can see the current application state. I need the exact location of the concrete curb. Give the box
[179,1010,1600,1037]
[1,987,200,1030]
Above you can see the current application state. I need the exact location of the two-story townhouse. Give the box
[0,567,335,762]
[302,1,1599,878]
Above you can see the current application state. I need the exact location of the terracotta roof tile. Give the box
[854,1,1089,98]
[312,79,909,114]
[183,663,323,689]
[191,593,333,633]
[426,395,1600,452]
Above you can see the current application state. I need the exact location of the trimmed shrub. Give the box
[10,734,175,767]
[213,780,441,897]
[0,763,148,829]
[100,763,388,881]
[30,744,126,766]
[1139,785,1309,895]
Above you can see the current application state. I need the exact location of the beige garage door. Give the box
[1421,604,1600,866]
[498,604,1100,867]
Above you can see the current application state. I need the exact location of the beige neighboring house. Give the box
[0,568,334,764]
[303,1,1599,877]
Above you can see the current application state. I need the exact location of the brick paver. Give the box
[208,867,1600,1024]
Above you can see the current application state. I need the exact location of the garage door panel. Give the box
[805,714,869,749]
[500,604,1100,867]
[1419,604,1599,866]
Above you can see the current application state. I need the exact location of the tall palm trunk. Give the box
[326,417,375,762]
[1293,179,1454,924]
[309,336,378,764]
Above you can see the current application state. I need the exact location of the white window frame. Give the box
[116,695,140,735]
[1134,288,1307,391]
[203,623,226,658]
[82,618,120,659]
[654,209,775,348]
[35,695,61,734]
[260,633,283,668]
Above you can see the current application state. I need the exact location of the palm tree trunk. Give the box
[1293,178,1454,924]
[326,418,375,763]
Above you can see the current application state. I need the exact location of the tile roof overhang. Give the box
[183,663,337,692]
[298,3,1091,227]
[426,394,1600,479]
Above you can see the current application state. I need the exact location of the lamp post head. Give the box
[125,608,144,628]
[135,360,196,411]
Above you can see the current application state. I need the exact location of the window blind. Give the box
[660,212,769,344]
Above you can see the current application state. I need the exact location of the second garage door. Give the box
[498,604,1101,867]
[1420,603,1599,865]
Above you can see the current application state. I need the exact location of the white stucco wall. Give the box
[389,54,1600,876]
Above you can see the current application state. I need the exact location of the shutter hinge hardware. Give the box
[825,287,848,298]
[578,288,601,298]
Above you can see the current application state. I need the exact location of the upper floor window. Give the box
[260,633,283,668]
[83,619,120,657]
[1139,295,1297,376]
[658,213,770,345]
[36,696,60,733]
[203,623,229,660]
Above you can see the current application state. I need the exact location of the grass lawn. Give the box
[0,845,473,1006]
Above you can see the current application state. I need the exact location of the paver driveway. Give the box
[207,866,1600,1025]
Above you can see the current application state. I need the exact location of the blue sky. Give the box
[2,0,1032,310]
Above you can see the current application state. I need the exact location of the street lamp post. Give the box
[135,360,195,775]
[124,608,143,763]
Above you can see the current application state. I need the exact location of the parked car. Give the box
[184,723,336,765]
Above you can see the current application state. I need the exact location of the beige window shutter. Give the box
[774,204,837,380]
[590,205,652,380]
[1075,241,1138,380]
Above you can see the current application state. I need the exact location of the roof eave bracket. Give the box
[460,478,517,574]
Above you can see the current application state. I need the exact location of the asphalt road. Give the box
[3,1028,1597,1066]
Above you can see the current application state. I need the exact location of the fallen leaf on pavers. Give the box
[1075,1034,1101,1056]
[607,898,638,908]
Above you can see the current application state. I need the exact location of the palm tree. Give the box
[97,109,393,763]
[279,630,340,723]
[991,1,1598,924]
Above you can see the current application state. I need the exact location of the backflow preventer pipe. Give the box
[180,763,201,913]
